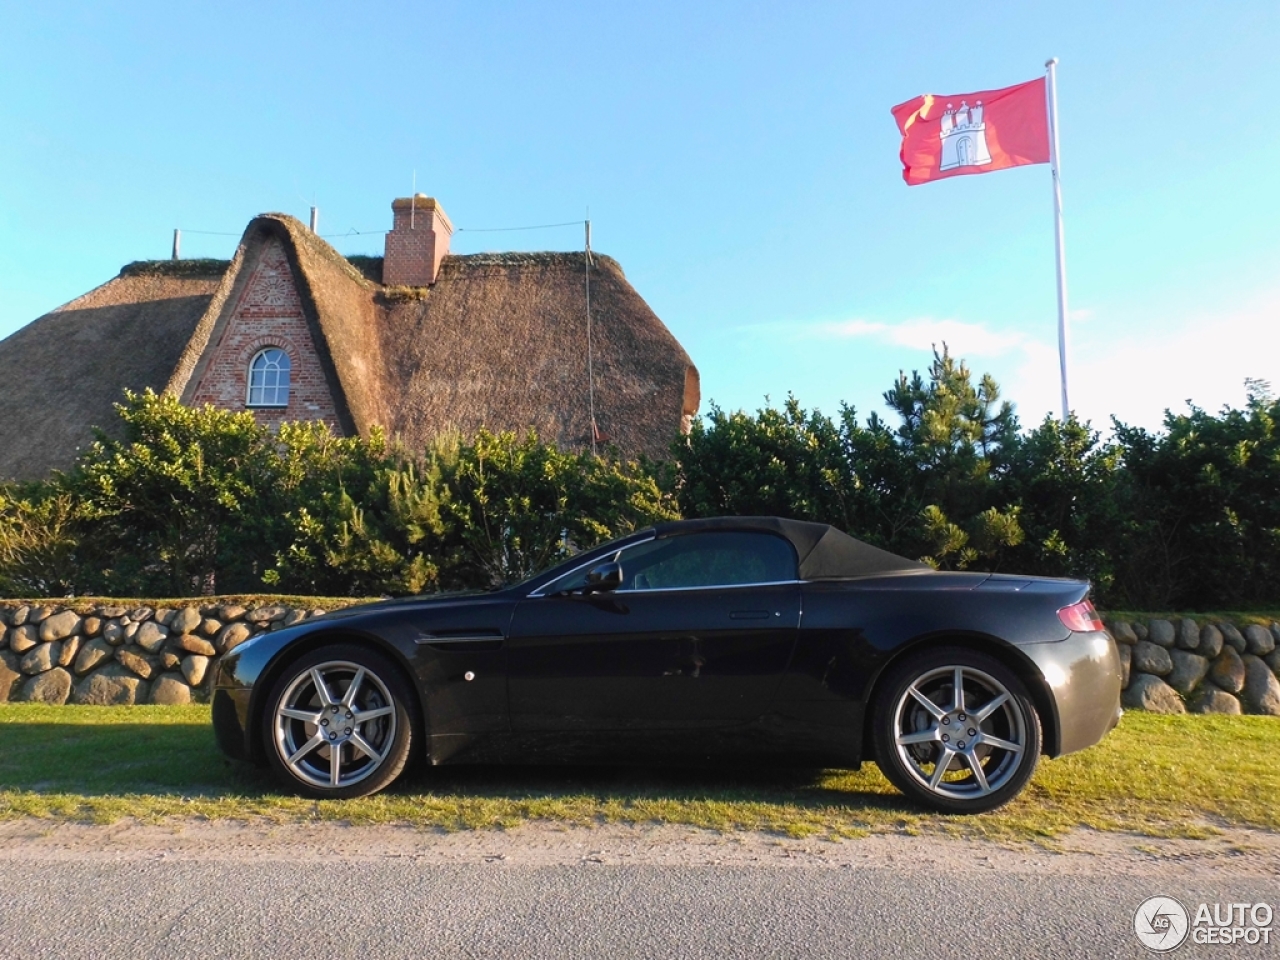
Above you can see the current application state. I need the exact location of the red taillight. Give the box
[1058,599,1105,633]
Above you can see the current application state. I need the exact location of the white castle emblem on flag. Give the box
[939,100,993,171]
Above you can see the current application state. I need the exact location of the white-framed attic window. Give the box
[246,347,291,407]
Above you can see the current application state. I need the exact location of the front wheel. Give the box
[873,647,1041,814]
[263,644,417,799]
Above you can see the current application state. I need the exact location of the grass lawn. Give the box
[0,705,1276,839]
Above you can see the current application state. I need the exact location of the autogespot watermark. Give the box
[1134,896,1275,951]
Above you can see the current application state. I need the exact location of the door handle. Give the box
[729,610,771,620]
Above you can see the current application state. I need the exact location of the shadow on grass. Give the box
[0,719,911,815]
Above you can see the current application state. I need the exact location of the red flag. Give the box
[892,77,1049,186]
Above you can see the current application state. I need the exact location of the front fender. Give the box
[211,620,418,764]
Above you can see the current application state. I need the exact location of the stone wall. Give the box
[1109,617,1280,716]
[0,601,333,706]
[3,601,1280,715]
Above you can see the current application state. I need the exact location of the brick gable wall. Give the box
[190,239,343,432]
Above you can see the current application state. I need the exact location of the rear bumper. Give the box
[1021,630,1123,757]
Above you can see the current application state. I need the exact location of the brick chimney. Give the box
[383,195,453,286]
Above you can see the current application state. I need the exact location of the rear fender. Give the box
[860,632,1062,761]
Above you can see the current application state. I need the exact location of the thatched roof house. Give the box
[0,197,699,480]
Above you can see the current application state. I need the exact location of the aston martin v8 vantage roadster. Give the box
[212,517,1123,813]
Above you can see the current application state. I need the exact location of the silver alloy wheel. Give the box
[890,664,1027,801]
[272,660,398,790]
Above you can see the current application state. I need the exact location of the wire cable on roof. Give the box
[457,221,584,233]
[178,220,586,242]
[317,228,389,238]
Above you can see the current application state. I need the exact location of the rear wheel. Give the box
[873,647,1041,814]
[263,644,416,799]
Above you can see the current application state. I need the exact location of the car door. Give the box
[506,531,802,732]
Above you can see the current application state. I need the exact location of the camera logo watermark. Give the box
[1135,896,1275,951]
[1135,897,1190,952]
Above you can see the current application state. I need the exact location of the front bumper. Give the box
[1021,630,1123,757]
[211,629,303,764]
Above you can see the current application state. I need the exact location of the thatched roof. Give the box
[378,251,698,458]
[0,266,224,481]
[0,214,697,480]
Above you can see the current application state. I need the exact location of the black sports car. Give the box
[212,517,1122,813]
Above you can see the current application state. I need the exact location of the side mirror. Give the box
[583,561,623,593]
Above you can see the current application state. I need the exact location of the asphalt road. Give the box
[0,824,1276,960]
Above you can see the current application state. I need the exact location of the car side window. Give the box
[616,532,797,591]
[541,532,798,594]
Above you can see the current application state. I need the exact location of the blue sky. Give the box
[3,1,1278,434]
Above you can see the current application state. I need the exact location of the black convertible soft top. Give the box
[651,516,930,581]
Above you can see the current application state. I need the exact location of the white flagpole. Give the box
[1045,57,1070,421]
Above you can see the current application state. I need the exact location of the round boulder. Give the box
[216,622,253,654]
[20,641,60,676]
[1147,620,1175,648]
[246,603,288,624]
[1107,620,1138,645]
[8,624,38,654]
[1166,649,1209,695]
[1122,674,1186,714]
[150,675,192,705]
[218,604,247,622]
[1175,618,1200,650]
[18,667,72,705]
[102,620,126,646]
[1210,647,1246,694]
[134,621,168,654]
[57,635,81,668]
[1197,624,1224,659]
[1190,687,1242,715]
[116,649,154,680]
[1132,640,1173,677]
[181,654,210,687]
[1243,624,1275,656]
[38,610,81,643]
[0,650,22,701]
[74,638,114,676]
[1218,622,1246,653]
[1118,642,1132,689]
[175,634,217,657]
[171,607,202,636]
[1240,655,1280,716]
[71,663,148,706]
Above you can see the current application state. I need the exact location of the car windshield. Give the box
[502,530,644,591]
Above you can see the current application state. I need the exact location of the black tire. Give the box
[262,643,417,799]
[873,647,1041,814]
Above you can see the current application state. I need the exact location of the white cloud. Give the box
[784,316,1027,357]
[1003,293,1280,432]
[721,296,1280,434]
